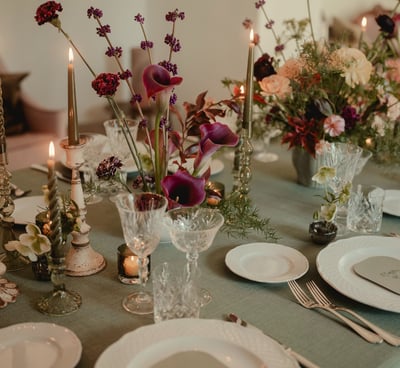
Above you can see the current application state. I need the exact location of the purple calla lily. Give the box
[194,122,239,170]
[142,64,183,99]
[161,170,206,209]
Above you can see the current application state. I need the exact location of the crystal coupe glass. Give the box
[115,192,167,315]
[164,207,224,306]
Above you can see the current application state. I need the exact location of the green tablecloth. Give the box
[2,144,400,368]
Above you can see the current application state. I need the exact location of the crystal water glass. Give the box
[163,207,224,306]
[317,142,362,233]
[115,192,167,315]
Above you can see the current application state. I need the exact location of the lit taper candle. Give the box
[47,141,63,258]
[242,29,255,138]
[68,48,79,146]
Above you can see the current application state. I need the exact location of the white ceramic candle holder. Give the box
[60,135,106,276]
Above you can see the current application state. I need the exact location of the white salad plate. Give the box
[95,319,298,368]
[0,322,82,368]
[168,158,224,176]
[317,236,400,313]
[225,243,309,283]
[13,196,46,225]
[383,189,400,217]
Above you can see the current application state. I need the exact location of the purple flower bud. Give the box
[165,9,185,22]
[35,1,63,26]
[118,69,132,80]
[96,24,111,37]
[96,156,123,180]
[87,7,103,19]
[92,73,120,96]
[105,46,123,58]
[255,0,266,9]
[130,94,142,104]
[134,13,145,24]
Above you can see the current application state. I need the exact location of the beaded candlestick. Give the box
[0,78,29,270]
[37,142,81,315]
[60,136,106,276]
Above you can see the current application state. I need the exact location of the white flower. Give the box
[371,115,386,136]
[331,47,373,87]
[386,94,400,121]
[312,166,336,185]
[4,223,51,262]
[320,203,337,222]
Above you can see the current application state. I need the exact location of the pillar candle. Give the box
[68,48,79,146]
[242,29,255,138]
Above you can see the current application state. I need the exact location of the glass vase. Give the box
[31,254,51,281]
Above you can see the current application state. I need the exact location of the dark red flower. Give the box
[34,1,62,26]
[254,53,276,81]
[161,170,206,208]
[281,116,320,156]
[96,156,123,180]
[194,122,239,170]
[142,64,182,99]
[91,73,120,97]
[376,14,395,37]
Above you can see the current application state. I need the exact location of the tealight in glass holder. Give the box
[117,244,151,285]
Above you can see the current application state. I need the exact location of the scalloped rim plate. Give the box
[317,235,400,312]
[383,189,400,217]
[225,243,309,283]
[0,322,82,368]
[95,319,298,368]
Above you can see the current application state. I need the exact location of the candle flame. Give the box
[240,85,245,94]
[49,141,55,158]
[69,47,74,63]
[361,16,367,30]
[250,29,254,42]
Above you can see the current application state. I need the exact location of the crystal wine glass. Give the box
[163,207,224,306]
[115,192,167,315]
[103,119,138,200]
[253,128,281,163]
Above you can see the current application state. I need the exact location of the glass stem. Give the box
[186,251,199,283]
[138,256,149,290]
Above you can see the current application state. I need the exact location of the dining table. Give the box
[1,142,400,368]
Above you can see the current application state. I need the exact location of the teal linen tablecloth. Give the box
[2,144,400,368]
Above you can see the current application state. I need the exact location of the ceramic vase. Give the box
[291,146,318,187]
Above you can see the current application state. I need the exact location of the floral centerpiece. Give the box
[34,2,278,240]
[224,0,400,160]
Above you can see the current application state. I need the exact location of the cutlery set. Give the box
[288,280,400,346]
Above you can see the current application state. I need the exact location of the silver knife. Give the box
[30,164,71,183]
[227,313,320,368]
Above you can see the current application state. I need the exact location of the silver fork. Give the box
[306,281,400,346]
[288,280,383,344]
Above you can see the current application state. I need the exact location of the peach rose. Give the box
[277,58,304,80]
[259,75,292,99]
[385,58,400,83]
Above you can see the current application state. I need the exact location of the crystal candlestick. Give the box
[60,135,106,276]
[37,162,81,316]
[0,77,29,270]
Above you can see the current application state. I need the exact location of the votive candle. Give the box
[68,48,79,146]
[242,29,255,138]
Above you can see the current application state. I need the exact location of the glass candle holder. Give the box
[205,181,225,207]
[117,244,151,285]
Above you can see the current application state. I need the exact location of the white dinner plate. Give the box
[0,322,82,368]
[225,243,309,283]
[13,196,47,225]
[317,236,400,313]
[95,319,298,368]
[383,189,400,216]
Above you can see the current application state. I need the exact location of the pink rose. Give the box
[386,59,400,83]
[323,115,345,137]
[259,75,292,99]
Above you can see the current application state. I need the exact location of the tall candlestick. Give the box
[242,29,255,138]
[47,141,63,258]
[68,48,79,146]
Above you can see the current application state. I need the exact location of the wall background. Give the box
[0,0,396,124]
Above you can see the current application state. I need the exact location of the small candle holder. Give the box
[60,135,106,276]
[117,244,150,285]
[205,181,225,207]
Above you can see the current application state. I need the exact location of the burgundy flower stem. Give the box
[154,111,162,194]
[58,28,97,78]
[106,97,149,192]
[92,16,146,121]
